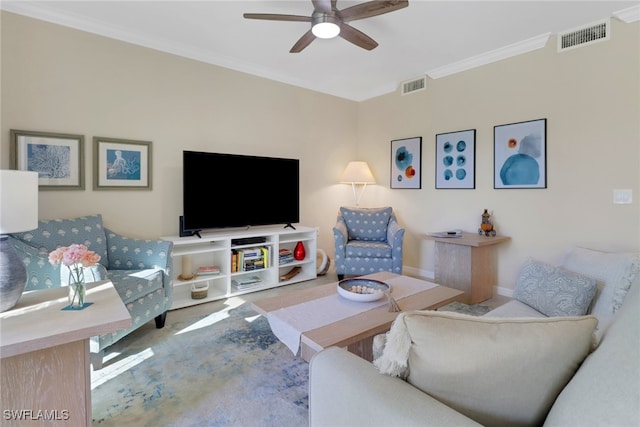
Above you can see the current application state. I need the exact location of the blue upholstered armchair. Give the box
[9,214,173,369]
[333,207,405,280]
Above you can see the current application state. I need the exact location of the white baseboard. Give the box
[402,265,434,281]
[494,286,514,298]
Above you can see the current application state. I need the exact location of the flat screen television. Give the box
[182,150,300,233]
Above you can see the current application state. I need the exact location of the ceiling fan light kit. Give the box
[312,13,341,39]
[244,0,409,52]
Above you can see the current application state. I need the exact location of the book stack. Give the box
[231,246,270,272]
[232,275,263,291]
[279,248,294,265]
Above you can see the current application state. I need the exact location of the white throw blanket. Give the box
[372,312,412,377]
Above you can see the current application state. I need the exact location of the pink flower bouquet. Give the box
[49,244,101,307]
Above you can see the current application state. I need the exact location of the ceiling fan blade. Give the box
[243,13,311,22]
[339,23,378,50]
[312,0,333,13]
[339,0,408,22]
[290,30,316,53]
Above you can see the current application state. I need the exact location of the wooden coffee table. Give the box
[251,272,464,362]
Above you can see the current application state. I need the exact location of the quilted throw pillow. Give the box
[374,311,597,427]
[11,214,109,269]
[340,206,392,242]
[514,258,598,316]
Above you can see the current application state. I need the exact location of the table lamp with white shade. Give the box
[340,161,375,206]
[0,170,38,312]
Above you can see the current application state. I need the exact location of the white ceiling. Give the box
[2,1,639,101]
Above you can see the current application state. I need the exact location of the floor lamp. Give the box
[0,170,38,312]
[340,161,375,206]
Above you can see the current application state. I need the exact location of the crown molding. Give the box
[613,5,640,23]
[426,33,551,80]
[2,2,636,101]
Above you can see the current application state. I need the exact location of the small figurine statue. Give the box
[478,209,497,236]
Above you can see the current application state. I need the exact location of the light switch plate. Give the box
[613,189,633,204]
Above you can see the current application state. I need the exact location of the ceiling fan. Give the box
[243,0,409,53]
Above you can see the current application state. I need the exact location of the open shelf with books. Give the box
[163,225,317,309]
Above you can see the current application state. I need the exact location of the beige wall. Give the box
[2,12,639,293]
[356,18,640,291]
[0,12,358,257]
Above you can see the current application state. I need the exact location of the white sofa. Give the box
[309,248,640,426]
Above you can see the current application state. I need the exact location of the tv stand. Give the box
[284,223,296,230]
[163,225,317,310]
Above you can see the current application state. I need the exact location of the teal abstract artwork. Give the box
[494,119,547,189]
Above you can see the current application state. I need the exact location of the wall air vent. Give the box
[401,76,426,95]
[558,19,610,52]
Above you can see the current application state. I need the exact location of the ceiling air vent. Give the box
[558,19,610,52]
[401,76,426,95]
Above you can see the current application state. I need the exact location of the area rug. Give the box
[91,298,309,427]
[92,292,490,426]
[439,301,491,316]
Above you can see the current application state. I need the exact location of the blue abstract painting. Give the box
[435,129,476,189]
[494,119,547,189]
[391,137,422,189]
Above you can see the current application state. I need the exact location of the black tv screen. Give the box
[183,151,300,231]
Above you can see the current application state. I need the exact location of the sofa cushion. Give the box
[483,299,547,318]
[513,258,597,316]
[374,311,597,427]
[60,264,107,286]
[11,214,109,269]
[562,247,640,334]
[107,268,164,305]
[8,235,60,290]
[544,275,640,427]
[345,241,392,258]
[340,207,392,242]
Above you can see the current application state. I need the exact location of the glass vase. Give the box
[68,281,86,308]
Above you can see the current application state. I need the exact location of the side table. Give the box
[0,281,131,426]
[424,232,511,304]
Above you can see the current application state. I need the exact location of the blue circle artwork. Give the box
[440,137,471,184]
[396,174,403,182]
[500,154,539,185]
[395,146,413,171]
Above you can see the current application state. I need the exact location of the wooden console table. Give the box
[424,232,511,304]
[0,281,131,426]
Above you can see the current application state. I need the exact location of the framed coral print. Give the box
[391,137,422,189]
[10,129,85,190]
[435,129,476,189]
[93,137,152,190]
[494,119,547,189]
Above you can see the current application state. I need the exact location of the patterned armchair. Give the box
[9,214,173,369]
[333,207,405,280]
